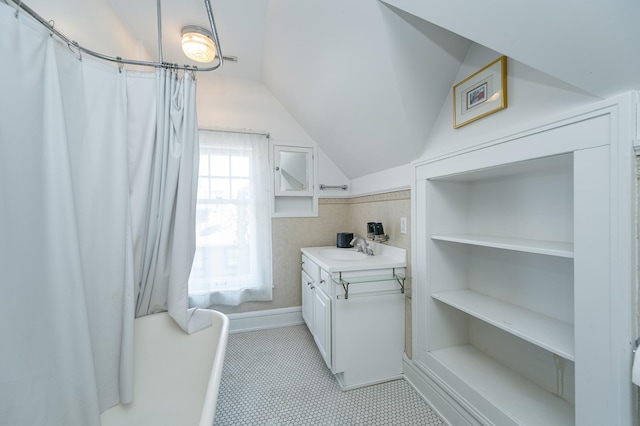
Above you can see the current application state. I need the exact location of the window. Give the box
[189,130,272,307]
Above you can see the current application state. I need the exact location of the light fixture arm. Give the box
[203,0,224,69]
[156,0,163,64]
[8,0,225,72]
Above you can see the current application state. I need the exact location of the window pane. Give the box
[199,154,209,176]
[211,178,230,199]
[231,178,249,200]
[189,202,253,293]
[197,177,210,200]
[191,130,271,305]
[210,155,229,176]
[231,155,250,177]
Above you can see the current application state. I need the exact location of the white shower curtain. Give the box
[0,3,205,425]
[129,68,211,333]
[0,6,133,425]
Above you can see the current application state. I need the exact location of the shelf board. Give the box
[430,345,574,425]
[432,289,574,360]
[431,234,574,258]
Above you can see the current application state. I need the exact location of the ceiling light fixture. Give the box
[181,25,217,63]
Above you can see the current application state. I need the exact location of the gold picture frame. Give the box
[453,56,507,128]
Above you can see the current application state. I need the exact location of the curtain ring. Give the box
[15,0,23,18]
[116,57,124,74]
[67,41,82,62]
[47,20,55,37]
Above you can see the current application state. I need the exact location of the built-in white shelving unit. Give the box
[431,289,574,360]
[430,234,574,258]
[430,345,574,425]
[409,95,637,426]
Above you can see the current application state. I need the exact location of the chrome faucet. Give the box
[350,236,374,255]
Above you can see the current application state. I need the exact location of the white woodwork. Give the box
[429,345,574,425]
[301,270,314,330]
[432,289,574,360]
[226,307,303,333]
[431,234,573,258]
[319,268,330,294]
[271,143,319,217]
[334,291,405,389]
[313,287,332,368]
[302,256,331,368]
[572,145,619,425]
[273,145,314,197]
[410,95,637,426]
[301,248,406,390]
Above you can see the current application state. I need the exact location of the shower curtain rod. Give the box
[6,0,227,72]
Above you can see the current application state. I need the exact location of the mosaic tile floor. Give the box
[214,325,446,425]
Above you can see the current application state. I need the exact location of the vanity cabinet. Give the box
[411,96,636,426]
[312,283,331,366]
[301,254,331,368]
[301,270,314,330]
[301,246,407,390]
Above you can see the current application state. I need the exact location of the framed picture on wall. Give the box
[453,56,507,128]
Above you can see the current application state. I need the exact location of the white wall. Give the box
[196,74,349,189]
[347,43,602,197]
[420,44,601,160]
[349,164,411,197]
[24,0,145,60]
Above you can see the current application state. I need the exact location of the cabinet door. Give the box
[301,270,314,331]
[313,287,331,369]
[274,145,313,197]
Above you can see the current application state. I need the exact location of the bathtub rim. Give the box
[198,309,230,426]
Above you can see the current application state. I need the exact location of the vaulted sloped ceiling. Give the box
[382,0,640,99]
[108,0,471,180]
[262,0,470,178]
[107,0,640,180]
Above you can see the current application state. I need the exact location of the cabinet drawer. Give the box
[301,254,320,283]
[319,269,330,294]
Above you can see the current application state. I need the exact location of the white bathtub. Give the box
[101,310,229,426]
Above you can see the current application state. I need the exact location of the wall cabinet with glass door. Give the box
[272,144,318,217]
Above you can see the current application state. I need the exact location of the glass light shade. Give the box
[181,27,216,63]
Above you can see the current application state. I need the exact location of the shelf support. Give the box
[393,268,405,294]
[339,272,350,299]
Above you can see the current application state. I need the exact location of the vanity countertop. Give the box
[301,243,406,272]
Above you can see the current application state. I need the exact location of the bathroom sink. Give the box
[302,245,406,272]
[319,249,368,261]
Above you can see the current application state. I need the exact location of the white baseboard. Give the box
[403,355,484,426]
[227,306,304,333]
